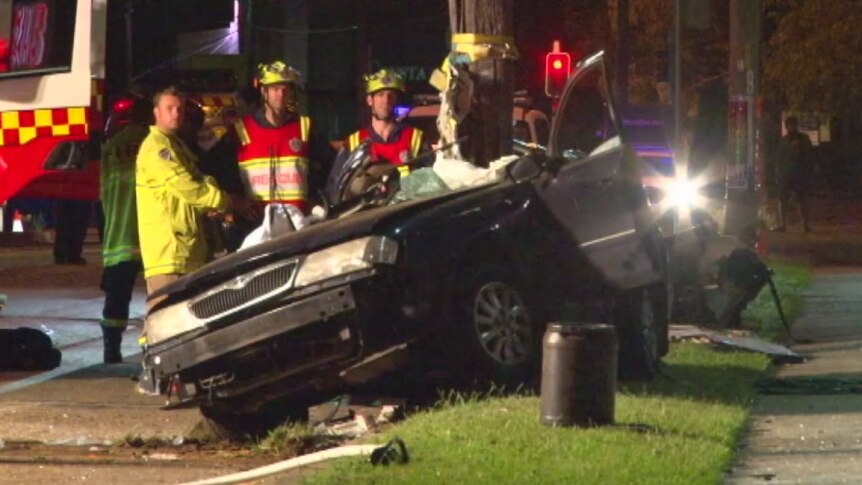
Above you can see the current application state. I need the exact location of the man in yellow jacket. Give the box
[136,86,250,309]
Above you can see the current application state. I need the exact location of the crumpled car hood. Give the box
[150,186,492,298]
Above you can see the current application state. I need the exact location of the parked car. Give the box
[141,51,670,437]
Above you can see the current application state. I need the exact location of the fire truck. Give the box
[0,0,240,224]
[0,0,107,207]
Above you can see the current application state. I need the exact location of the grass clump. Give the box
[256,421,317,455]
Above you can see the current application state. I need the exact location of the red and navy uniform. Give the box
[234,111,311,213]
[346,123,424,177]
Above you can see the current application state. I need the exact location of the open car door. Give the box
[537,51,661,289]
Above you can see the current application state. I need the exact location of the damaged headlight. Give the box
[145,300,204,346]
[294,235,399,287]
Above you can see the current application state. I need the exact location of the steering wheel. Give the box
[336,159,401,207]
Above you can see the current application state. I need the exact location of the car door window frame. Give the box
[548,51,623,163]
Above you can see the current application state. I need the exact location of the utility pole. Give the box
[725,0,761,244]
[672,0,682,150]
[615,0,630,106]
[448,0,515,167]
[238,0,255,84]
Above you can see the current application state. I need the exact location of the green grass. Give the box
[301,344,770,485]
[741,259,811,339]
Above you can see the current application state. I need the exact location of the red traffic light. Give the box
[544,50,571,98]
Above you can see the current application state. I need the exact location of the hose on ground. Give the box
[179,438,408,485]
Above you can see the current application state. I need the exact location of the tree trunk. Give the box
[448,0,514,167]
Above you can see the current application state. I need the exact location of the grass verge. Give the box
[301,344,770,485]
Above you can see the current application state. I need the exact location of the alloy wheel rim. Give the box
[473,282,533,365]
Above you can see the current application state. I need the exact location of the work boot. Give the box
[102,326,123,364]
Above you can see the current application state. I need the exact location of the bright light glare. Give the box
[667,178,699,209]
[552,59,563,70]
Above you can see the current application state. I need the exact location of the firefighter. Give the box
[232,61,320,218]
[136,86,251,309]
[326,69,426,199]
[351,69,425,169]
[99,98,152,363]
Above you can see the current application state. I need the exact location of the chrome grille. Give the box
[189,260,297,319]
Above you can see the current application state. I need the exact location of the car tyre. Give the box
[614,285,667,381]
[199,399,309,442]
[445,267,542,387]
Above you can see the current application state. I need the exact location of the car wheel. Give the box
[199,399,309,442]
[446,268,541,386]
[614,285,667,381]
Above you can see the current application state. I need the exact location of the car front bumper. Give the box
[147,284,358,378]
[144,268,419,410]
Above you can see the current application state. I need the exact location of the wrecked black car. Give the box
[141,52,670,436]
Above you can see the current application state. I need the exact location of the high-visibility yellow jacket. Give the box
[135,126,228,278]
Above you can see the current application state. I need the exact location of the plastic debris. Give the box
[669,324,805,364]
[375,405,405,425]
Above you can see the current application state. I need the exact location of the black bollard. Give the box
[540,322,617,427]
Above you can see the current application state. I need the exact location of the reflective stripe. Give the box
[410,128,424,157]
[300,116,311,142]
[240,156,308,168]
[103,245,141,266]
[101,318,128,329]
[247,189,307,200]
[240,158,309,202]
[397,165,410,177]
[348,131,361,151]
[234,120,250,146]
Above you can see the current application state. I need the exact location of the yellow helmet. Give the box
[364,69,406,95]
[257,60,301,87]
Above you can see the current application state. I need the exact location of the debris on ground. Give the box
[669,324,806,364]
[315,413,372,439]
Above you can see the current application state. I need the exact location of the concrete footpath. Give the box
[725,268,862,484]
